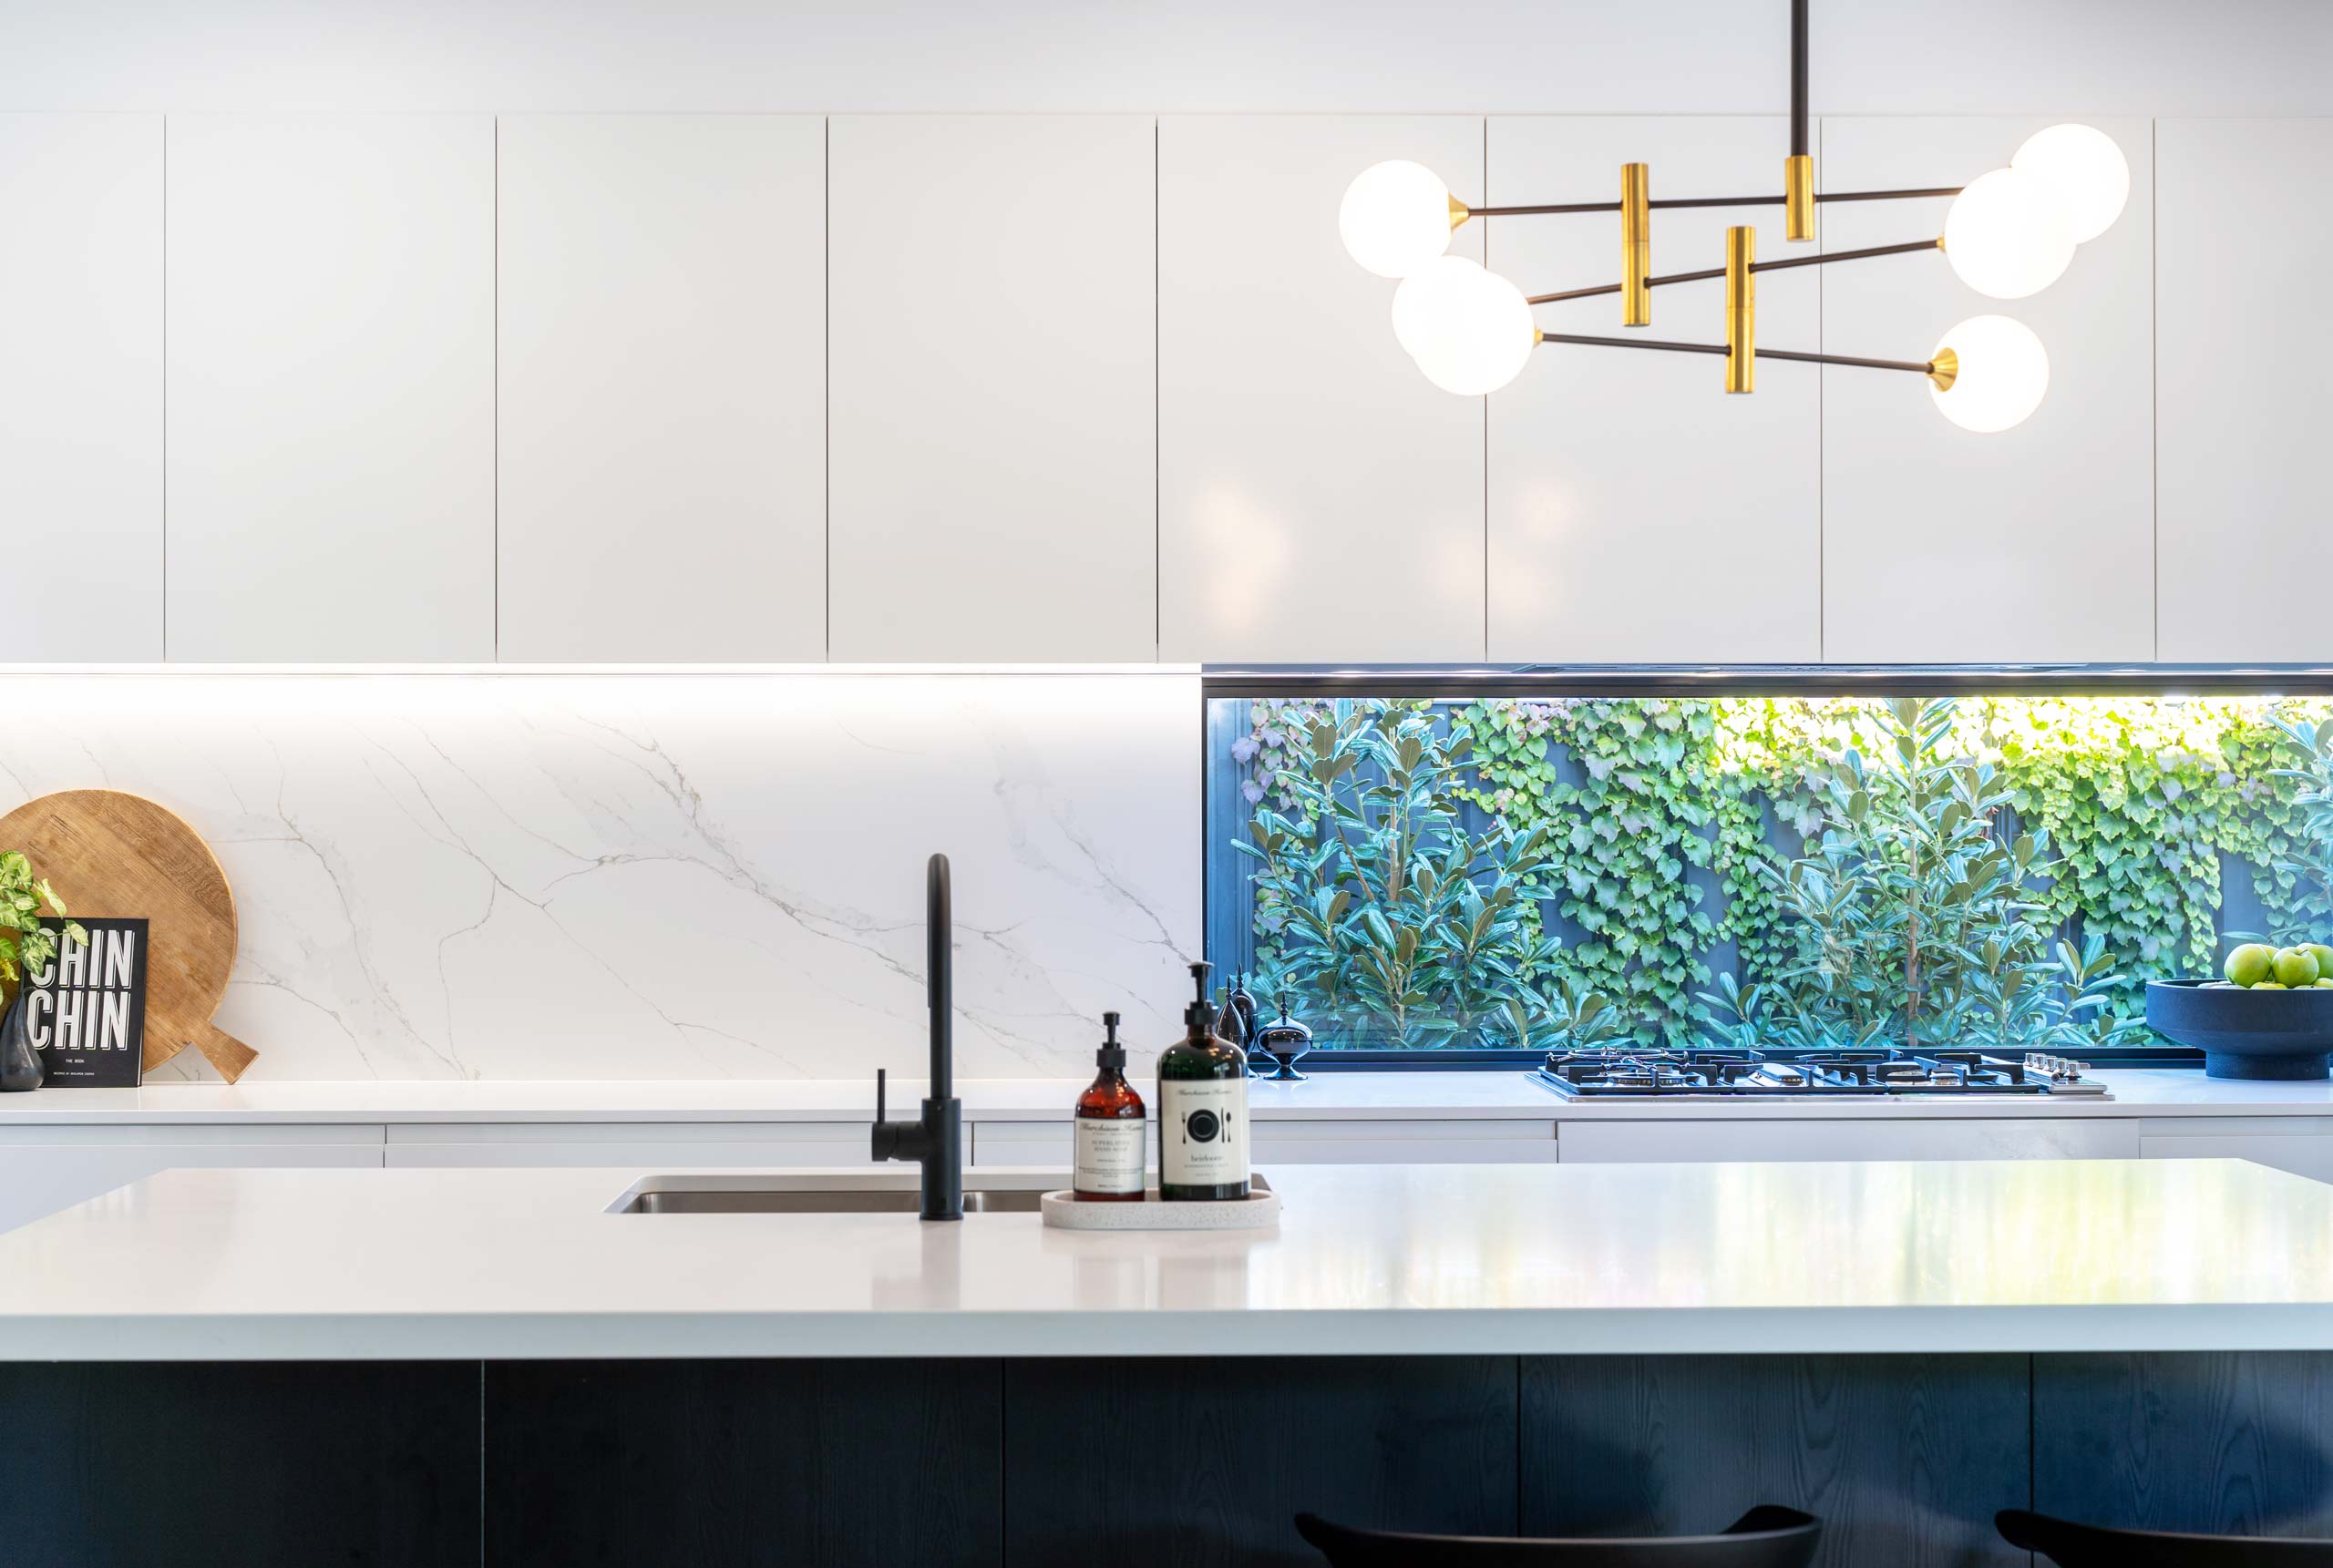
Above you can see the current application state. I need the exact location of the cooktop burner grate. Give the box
[1533,1047,2110,1099]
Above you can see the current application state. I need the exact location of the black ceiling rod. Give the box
[1537,332,1937,377]
[1792,0,1810,159]
[1526,240,1938,306]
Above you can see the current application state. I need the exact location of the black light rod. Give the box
[1758,346,1935,374]
[1750,236,1940,272]
[1472,185,1960,219]
[1525,238,1937,305]
[1791,0,1810,159]
[1539,333,1935,376]
[1542,333,1729,357]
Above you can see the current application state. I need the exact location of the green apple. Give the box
[2225,943,2276,987]
[2276,948,2323,987]
[2307,943,2333,976]
[2255,980,2290,989]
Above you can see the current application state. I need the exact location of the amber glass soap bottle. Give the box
[1073,1012,1147,1202]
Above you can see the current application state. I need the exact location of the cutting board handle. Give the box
[145,1022,259,1085]
[197,1024,258,1085]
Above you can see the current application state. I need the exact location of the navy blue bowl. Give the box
[2146,978,2333,1080]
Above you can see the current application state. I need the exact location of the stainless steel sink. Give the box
[609,1173,1057,1215]
[618,1186,1045,1215]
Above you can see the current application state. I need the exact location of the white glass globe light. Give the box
[1390,255,1477,359]
[1930,315,2050,433]
[1340,160,1456,279]
[1396,258,1536,396]
[2012,123,2130,243]
[1942,168,2075,300]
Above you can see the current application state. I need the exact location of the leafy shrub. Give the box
[1228,694,2333,1051]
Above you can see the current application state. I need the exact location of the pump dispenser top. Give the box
[1096,1011,1126,1071]
[1184,960,1216,1031]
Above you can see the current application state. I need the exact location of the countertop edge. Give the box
[7,1302,2333,1361]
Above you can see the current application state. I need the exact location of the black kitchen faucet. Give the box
[870,852,965,1221]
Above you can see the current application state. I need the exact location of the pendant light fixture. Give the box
[1338,0,2129,431]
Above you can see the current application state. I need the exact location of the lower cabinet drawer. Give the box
[0,1124,385,1234]
[971,1118,1557,1168]
[382,1121,868,1169]
[2141,1130,2333,1184]
[1557,1117,2140,1163]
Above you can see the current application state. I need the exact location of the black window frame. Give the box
[1201,664,2333,1072]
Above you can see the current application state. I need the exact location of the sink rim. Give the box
[605,1168,1064,1215]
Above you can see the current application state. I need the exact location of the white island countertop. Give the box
[6,1067,2333,1124]
[5,1157,2333,1361]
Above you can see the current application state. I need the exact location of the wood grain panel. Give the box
[2036,1352,2333,1539]
[1524,1353,2029,1567]
[0,1360,478,1567]
[487,1358,1002,1567]
[1004,1355,1517,1568]
[0,789,252,1081]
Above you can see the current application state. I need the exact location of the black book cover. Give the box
[29,917,149,1088]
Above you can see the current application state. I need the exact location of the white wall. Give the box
[0,672,1199,1082]
[3,1,2328,116]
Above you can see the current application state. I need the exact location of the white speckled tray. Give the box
[1040,1175,1279,1230]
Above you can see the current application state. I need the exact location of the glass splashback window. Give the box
[1204,691,2333,1058]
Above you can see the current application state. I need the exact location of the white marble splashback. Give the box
[0,672,1200,1081]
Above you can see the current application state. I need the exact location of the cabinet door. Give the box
[1557,1117,2138,1163]
[383,1121,869,1168]
[1158,116,1486,664]
[1819,117,2153,662]
[828,116,1155,662]
[497,115,826,662]
[2140,1116,2333,1185]
[0,116,164,661]
[166,115,495,661]
[1487,117,1819,663]
[0,1124,384,1235]
[2156,120,2331,662]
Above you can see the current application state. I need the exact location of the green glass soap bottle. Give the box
[1156,961,1250,1202]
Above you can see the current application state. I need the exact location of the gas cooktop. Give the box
[1532,1047,2111,1100]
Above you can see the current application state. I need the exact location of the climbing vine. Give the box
[1225,693,2333,1050]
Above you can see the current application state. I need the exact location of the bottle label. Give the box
[1074,1117,1146,1195]
[1159,1078,1248,1189]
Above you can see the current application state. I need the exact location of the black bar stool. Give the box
[1293,1506,1820,1566]
[1999,1508,2333,1565]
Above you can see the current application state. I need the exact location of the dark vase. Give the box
[0,992,39,1092]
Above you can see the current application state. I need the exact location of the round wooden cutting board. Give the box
[0,790,256,1083]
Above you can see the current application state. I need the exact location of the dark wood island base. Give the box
[5,1353,2328,1566]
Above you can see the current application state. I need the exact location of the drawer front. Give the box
[385,1121,868,1169]
[2141,1132,2333,1184]
[972,1117,1557,1168]
[0,1136,385,1235]
[1557,1118,2139,1164]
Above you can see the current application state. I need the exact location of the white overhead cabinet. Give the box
[827,116,1156,662]
[1818,116,2154,663]
[497,116,827,662]
[2155,119,2330,663]
[0,115,164,661]
[1486,117,1819,664]
[1158,116,1487,664]
[165,115,496,661]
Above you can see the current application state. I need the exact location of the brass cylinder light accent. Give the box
[1927,346,1959,393]
[1784,154,1815,241]
[1449,193,1472,231]
[1620,162,1651,326]
[1724,226,1756,393]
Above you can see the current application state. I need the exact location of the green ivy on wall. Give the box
[1227,692,2333,1050]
